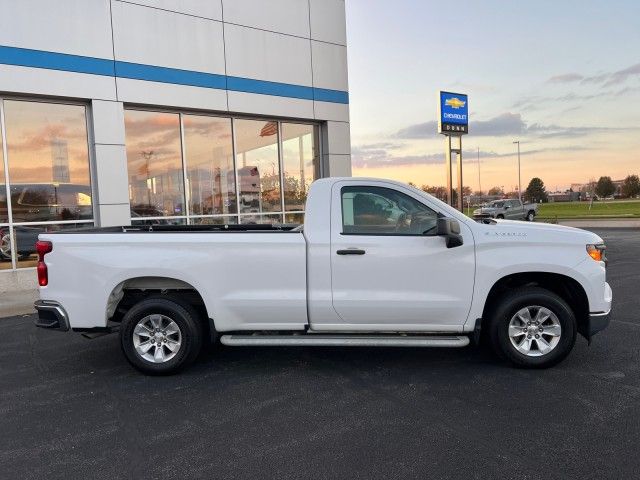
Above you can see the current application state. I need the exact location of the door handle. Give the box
[336,248,366,255]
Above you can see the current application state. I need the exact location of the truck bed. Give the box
[53,224,302,234]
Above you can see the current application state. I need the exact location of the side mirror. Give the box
[436,217,464,248]
[504,205,511,209]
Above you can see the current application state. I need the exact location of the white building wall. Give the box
[0,0,351,225]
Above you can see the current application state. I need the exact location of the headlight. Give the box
[586,243,606,262]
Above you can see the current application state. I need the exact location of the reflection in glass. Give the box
[0,122,6,224]
[189,216,238,225]
[14,223,94,268]
[131,217,186,226]
[238,214,283,225]
[183,115,236,215]
[125,110,184,217]
[3,101,92,223]
[234,119,281,214]
[285,213,304,224]
[0,226,12,270]
[281,124,318,212]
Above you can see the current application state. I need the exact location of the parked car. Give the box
[473,199,539,221]
[0,224,95,261]
[34,178,611,374]
[2,183,92,223]
[0,226,42,260]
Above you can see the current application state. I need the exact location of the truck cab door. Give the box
[325,181,475,332]
[506,200,520,219]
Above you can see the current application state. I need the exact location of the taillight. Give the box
[36,240,53,286]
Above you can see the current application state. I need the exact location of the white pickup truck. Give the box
[34,178,612,374]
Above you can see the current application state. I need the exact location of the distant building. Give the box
[51,138,70,182]
[548,191,581,202]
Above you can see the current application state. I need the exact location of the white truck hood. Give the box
[477,219,603,245]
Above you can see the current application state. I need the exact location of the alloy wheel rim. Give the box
[0,235,11,258]
[508,306,561,357]
[133,314,182,363]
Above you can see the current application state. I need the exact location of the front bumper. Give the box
[34,300,69,332]
[587,311,611,338]
[585,282,612,340]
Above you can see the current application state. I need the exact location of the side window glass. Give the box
[341,186,438,235]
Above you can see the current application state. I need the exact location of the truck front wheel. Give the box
[120,297,203,375]
[527,211,535,222]
[487,287,577,368]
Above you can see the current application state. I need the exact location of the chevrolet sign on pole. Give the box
[438,91,468,134]
[438,91,468,211]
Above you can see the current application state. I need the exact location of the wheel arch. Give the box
[106,276,216,341]
[481,272,590,339]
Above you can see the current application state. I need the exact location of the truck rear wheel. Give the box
[487,287,576,368]
[120,297,202,375]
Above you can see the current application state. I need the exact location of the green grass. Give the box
[463,199,640,220]
[538,199,640,219]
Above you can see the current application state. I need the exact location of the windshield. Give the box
[487,201,504,208]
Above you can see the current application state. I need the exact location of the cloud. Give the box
[548,73,584,83]
[351,142,592,170]
[393,121,438,139]
[351,143,444,169]
[581,62,640,86]
[394,113,526,139]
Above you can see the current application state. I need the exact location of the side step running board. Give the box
[220,334,470,348]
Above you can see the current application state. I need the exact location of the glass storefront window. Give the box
[124,110,185,218]
[123,109,319,227]
[189,216,238,225]
[183,115,236,216]
[4,101,92,223]
[131,217,187,226]
[234,119,282,215]
[0,122,9,270]
[0,124,6,224]
[284,213,305,224]
[0,99,94,270]
[238,214,283,225]
[281,123,319,212]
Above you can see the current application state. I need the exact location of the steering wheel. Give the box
[395,213,409,232]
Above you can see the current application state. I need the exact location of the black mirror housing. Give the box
[436,217,464,248]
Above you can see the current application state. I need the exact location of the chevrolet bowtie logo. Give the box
[445,97,466,109]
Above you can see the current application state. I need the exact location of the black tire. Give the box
[487,287,577,368]
[496,214,504,219]
[527,211,535,222]
[120,296,203,375]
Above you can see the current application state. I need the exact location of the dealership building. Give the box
[0,0,351,291]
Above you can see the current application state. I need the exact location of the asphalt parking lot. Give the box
[1,228,639,480]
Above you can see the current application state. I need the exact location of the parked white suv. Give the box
[34,178,611,374]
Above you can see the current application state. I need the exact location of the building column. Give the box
[321,120,352,177]
[90,100,131,227]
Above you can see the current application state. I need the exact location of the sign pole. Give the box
[456,135,463,212]
[444,135,463,210]
[445,136,453,205]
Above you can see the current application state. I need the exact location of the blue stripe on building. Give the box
[0,45,349,104]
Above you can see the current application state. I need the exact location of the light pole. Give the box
[513,140,521,203]
[477,146,482,197]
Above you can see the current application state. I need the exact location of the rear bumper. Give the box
[34,300,69,332]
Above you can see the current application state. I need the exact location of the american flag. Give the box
[260,121,278,137]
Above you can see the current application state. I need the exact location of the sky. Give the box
[344,0,640,193]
